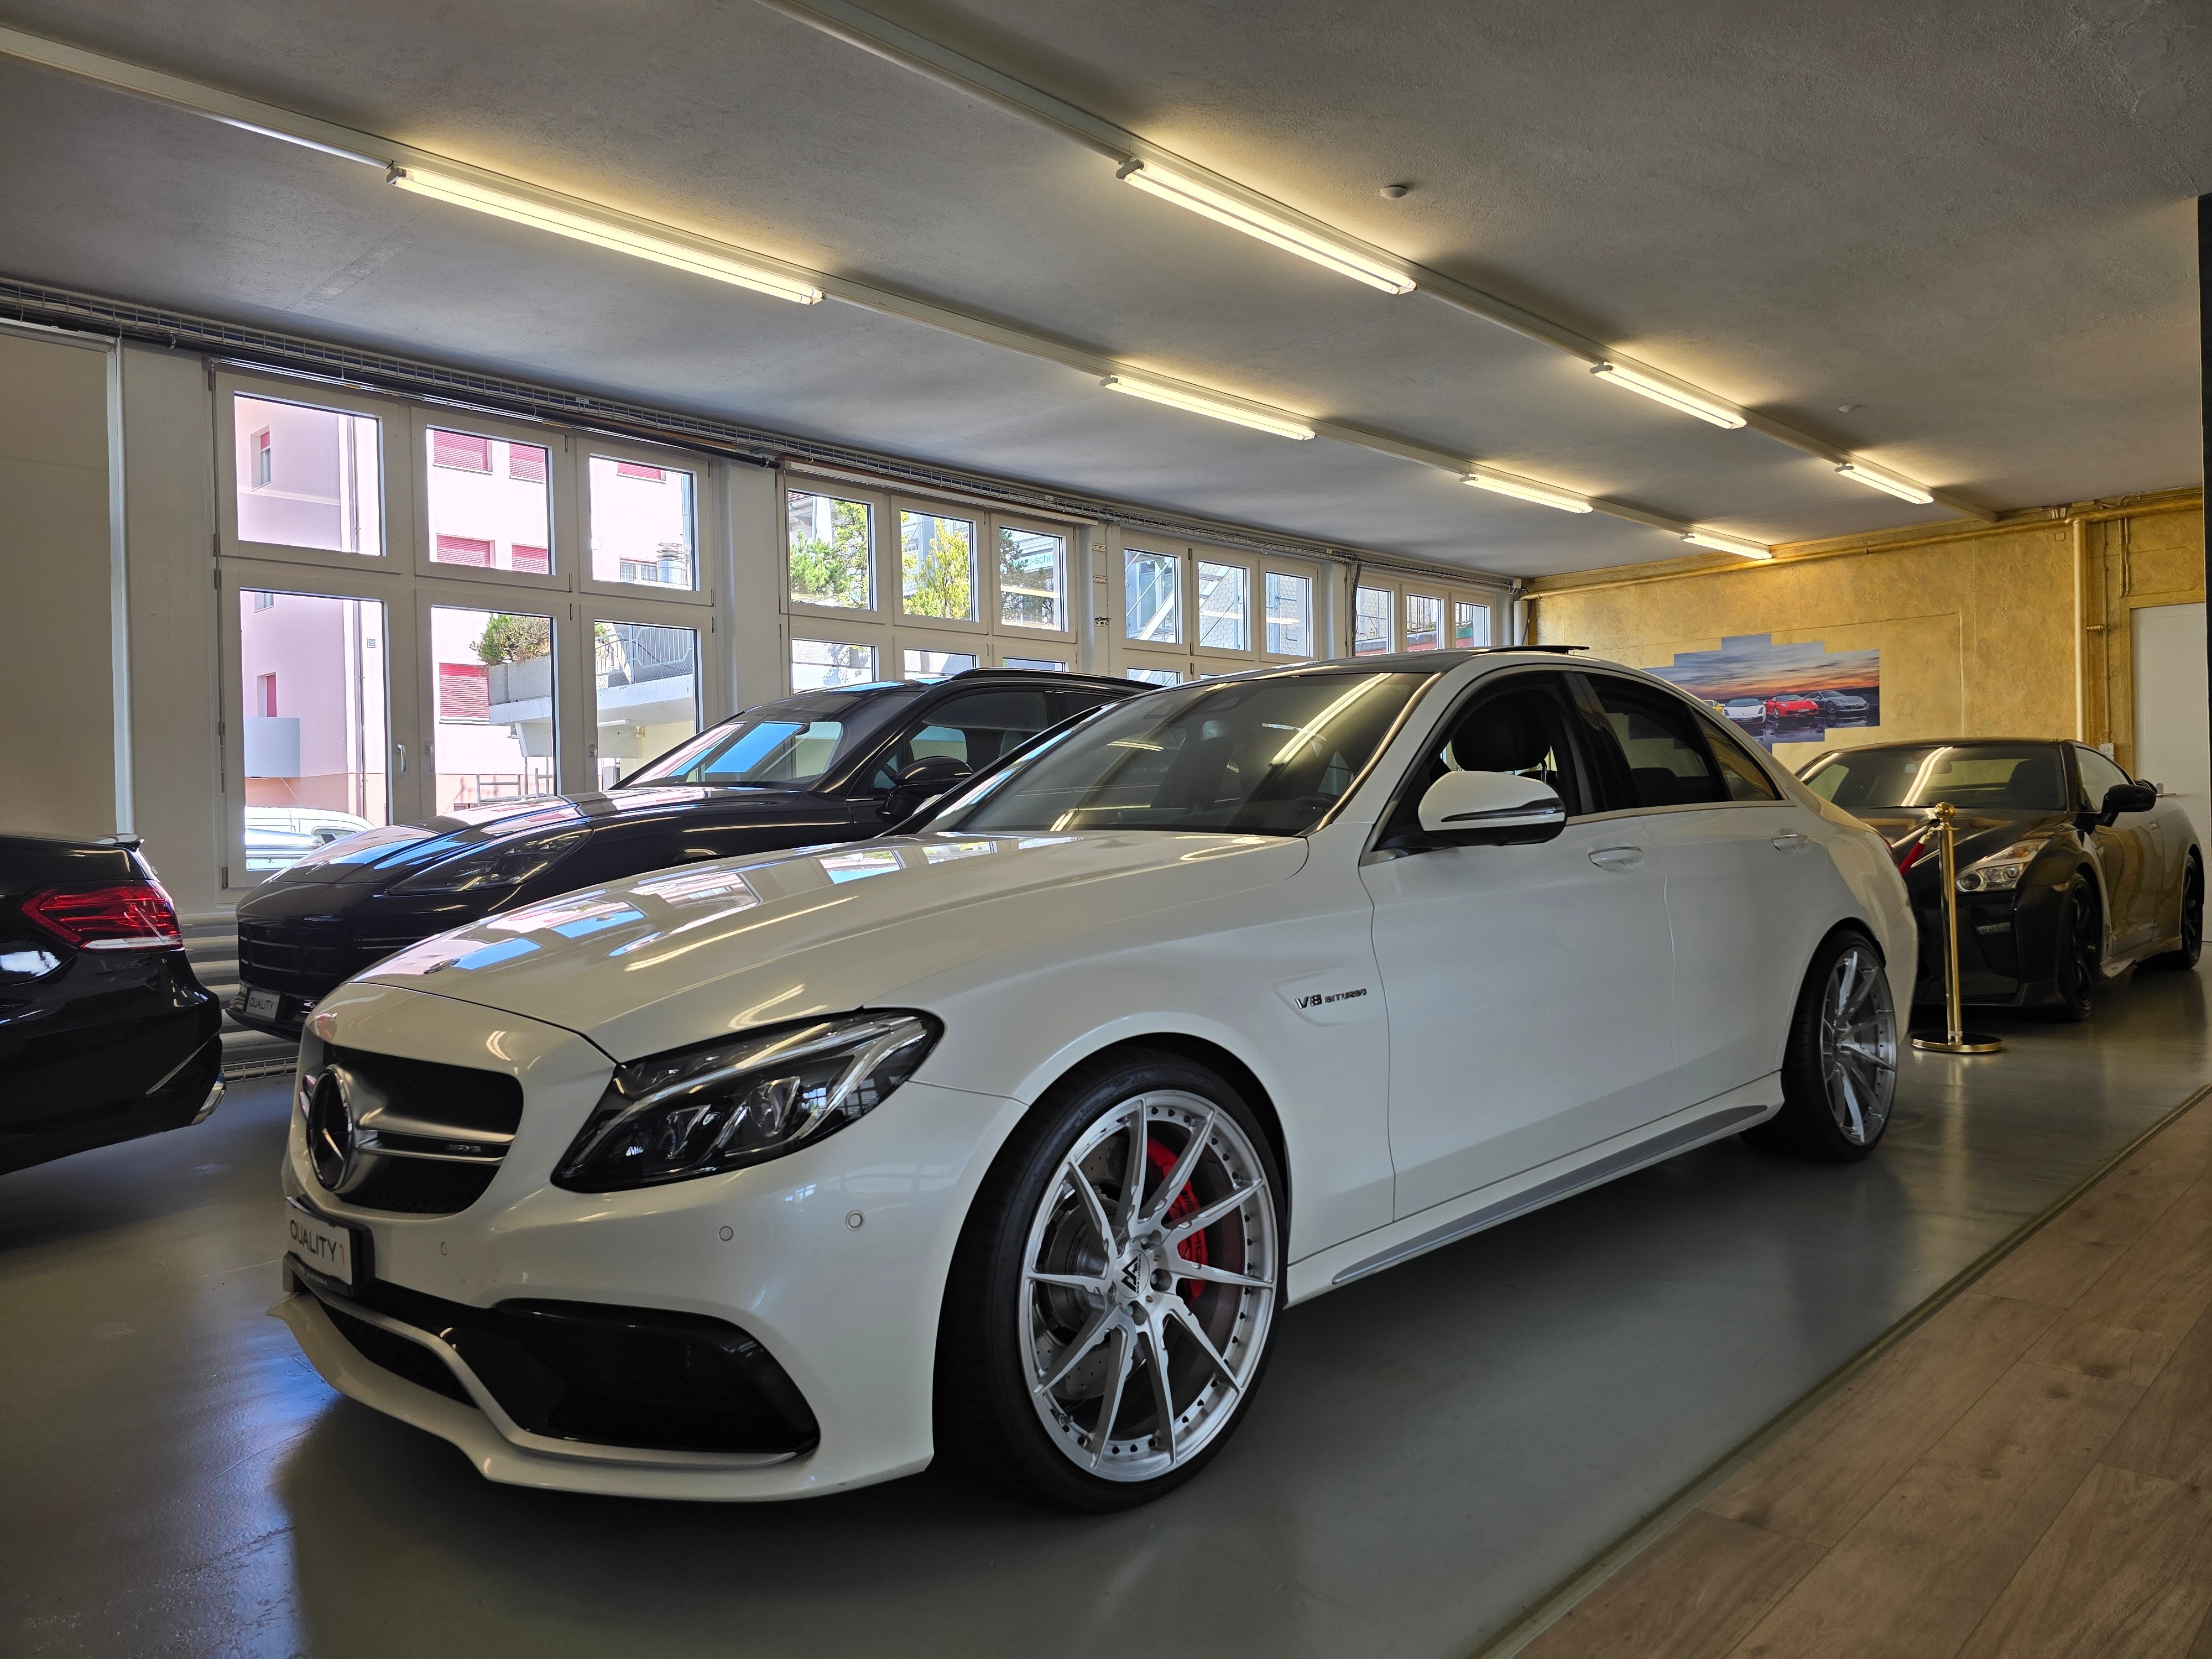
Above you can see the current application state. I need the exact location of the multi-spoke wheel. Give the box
[937,1050,1284,1509]
[1744,930,1897,1162]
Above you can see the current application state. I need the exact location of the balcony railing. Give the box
[596,622,695,689]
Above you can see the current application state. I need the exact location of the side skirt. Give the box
[1285,1076,1781,1303]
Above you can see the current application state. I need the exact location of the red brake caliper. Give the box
[1146,1138,1208,1308]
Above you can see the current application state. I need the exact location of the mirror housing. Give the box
[882,754,972,823]
[1411,770,1566,846]
[2098,780,2158,826]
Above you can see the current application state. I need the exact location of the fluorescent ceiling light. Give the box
[1462,466,1592,514]
[1834,461,1935,504]
[387,165,822,305]
[1588,362,1746,429]
[1682,529,1773,561]
[1117,160,1415,295]
[1099,373,1316,440]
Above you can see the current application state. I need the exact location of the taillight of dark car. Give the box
[22,882,184,951]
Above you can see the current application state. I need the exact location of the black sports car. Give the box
[232,668,1142,1039]
[1799,739,2204,1019]
[1,832,225,1175]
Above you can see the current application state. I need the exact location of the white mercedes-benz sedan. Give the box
[274,650,1912,1509]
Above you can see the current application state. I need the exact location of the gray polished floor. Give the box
[6,965,2207,1659]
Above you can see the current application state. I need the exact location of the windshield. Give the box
[1802,744,2068,812]
[941,671,1429,837]
[624,690,918,789]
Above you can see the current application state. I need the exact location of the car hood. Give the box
[238,785,823,901]
[344,830,1308,1061]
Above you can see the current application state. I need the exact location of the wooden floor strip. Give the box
[1516,1512,1823,1659]
[2103,1303,2212,1485]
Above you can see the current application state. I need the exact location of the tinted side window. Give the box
[1384,673,1586,838]
[2075,746,2132,806]
[1585,679,1728,810]
[870,688,1055,787]
[1697,712,1782,801]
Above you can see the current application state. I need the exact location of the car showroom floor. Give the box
[4,966,2208,1659]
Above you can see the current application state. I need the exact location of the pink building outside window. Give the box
[510,544,550,573]
[438,663,491,721]
[433,431,493,472]
[435,534,493,567]
[616,462,664,482]
[508,445,548,482]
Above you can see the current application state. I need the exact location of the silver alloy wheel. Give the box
[1019,1089,1277,1484]
[1819,943,1898,1145]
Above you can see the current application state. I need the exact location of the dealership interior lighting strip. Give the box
[747,0,1992,524]
[1114,159,1415,295]
[1681,528,1773,560]
[0,19,1903,554]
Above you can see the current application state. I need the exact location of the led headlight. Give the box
[1957,841,2042,895]
[393,828,589,894]
[553,1011,942,1192]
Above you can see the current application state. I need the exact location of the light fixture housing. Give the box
[1099,373,1316,440]
[1117,160,1415,295]
[387,165,823,305]
[1461,466,1593,514]
[1681,529,1773,561]
[1833,461,1936,504]
[1588,362,1746,429]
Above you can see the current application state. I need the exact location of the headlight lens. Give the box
[1957,841,2042,894]
[552,1011,942,1192]
[392,828,589,894]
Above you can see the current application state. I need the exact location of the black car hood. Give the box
[236,784,826,904]
[1855,806,2075,891]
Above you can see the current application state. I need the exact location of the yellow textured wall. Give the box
[1526,492,2203,775]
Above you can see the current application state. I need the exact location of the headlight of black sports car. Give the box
[553,1011,942,1192]
[392,828,590,895]
[1955,841,2044,895]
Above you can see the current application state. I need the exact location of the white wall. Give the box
[2134,602,2209,859]
[0,326,118,838]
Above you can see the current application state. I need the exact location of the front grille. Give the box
[317,1045,525,1218]
[324,1302,476,1406]
[237,921,352,998]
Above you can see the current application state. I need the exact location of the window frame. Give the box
[1191,551,1259,662]
[408,405,570,595]
[587,609,709,790]
[894,497,988,634]
[579,434,717,608]
[1261,567,1319,662]
[1570,671,1792,818]
[215,372,407,573]
[783,480,886,622]
[992,514,1076,643]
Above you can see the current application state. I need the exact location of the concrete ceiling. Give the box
[0,0,2201,578]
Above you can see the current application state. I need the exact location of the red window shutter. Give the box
[508,444,548,483]
[258,673,278,717]
[510,544,550,573]
[432,430,493,472]
[438,664,490,721]
[435,534,493,566]
[615,462,664,482]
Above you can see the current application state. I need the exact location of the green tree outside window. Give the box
[788,493,872,608]
[902,512,975,621]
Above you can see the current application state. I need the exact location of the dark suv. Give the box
[232,669,1142,1038]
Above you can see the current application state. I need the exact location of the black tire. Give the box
[1741,928,1896,1163]
[2048,873,2104,1021]
[2145,854,2204,971]
[935,1047,1286,1511]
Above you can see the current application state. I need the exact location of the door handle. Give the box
[395,742,406,775]
[1588,845,1645,870]
[1772,831,1809,851]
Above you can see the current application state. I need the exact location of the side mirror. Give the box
[2100,781,2158,825]
[1413,770,1566,845]
[883,754,972,823]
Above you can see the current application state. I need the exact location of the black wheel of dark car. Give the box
[2145,854,2203,972]
[2049,873,2104,1021]
[1743,929,1896,1163]
[936,1048,1285,1511]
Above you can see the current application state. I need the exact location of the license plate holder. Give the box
[285,1197,363,1290]
[245,987,281,1021]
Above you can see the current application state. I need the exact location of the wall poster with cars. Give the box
[1647,633,1882,750]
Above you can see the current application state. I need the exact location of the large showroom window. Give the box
[215,370,727,889]
[1353,579,1505,658]
[1119,536,1326,685]
[780,477,1083,690]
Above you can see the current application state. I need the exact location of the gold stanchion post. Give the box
[1911,800,2004,1055]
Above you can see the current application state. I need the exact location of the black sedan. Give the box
[1,833,225,1175]
[232,668,1142,1038]
[1799,739,2204,1019]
